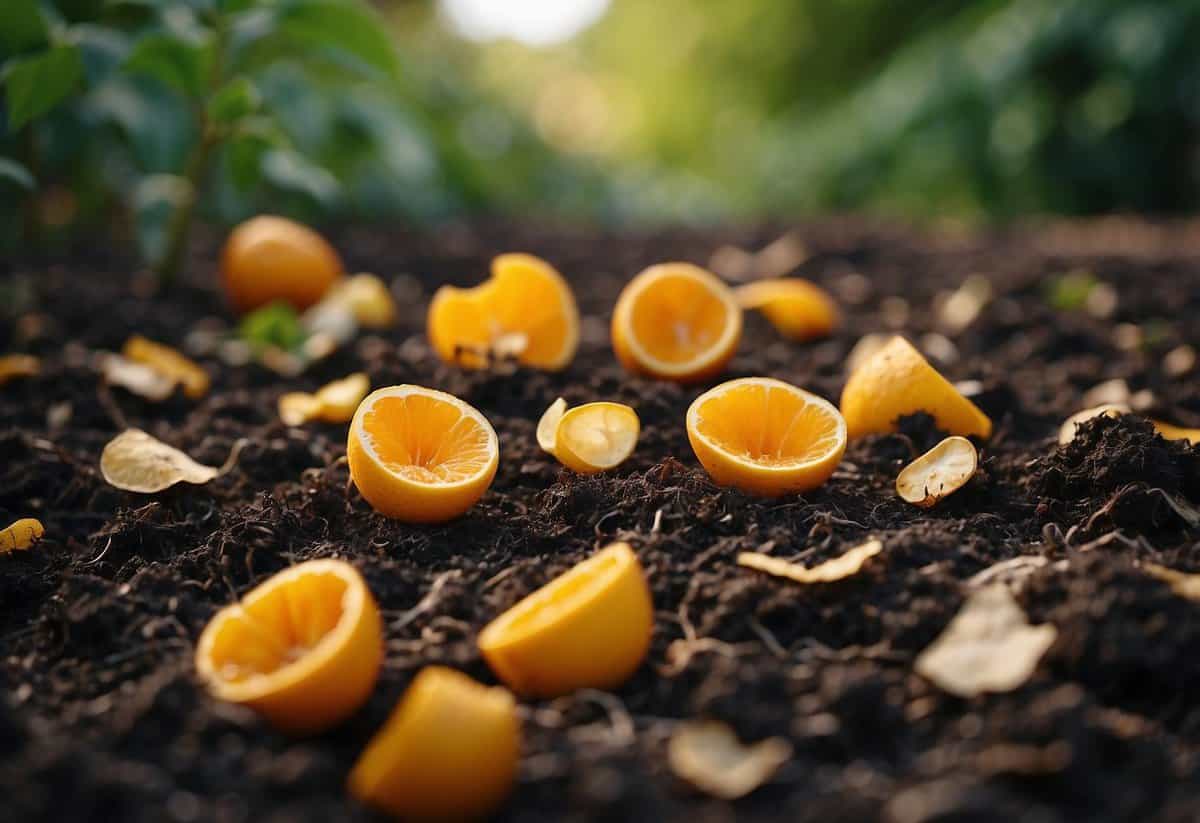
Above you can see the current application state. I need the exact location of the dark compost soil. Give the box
[3,218,1200,822]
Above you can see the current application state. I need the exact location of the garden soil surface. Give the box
[4,218,1200,822]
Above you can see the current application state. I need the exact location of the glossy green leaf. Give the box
[4,45,85,130]
[277,0,399,82]
[124,33,211,97]
[239,302,306,351]
[133,173,192,265]
[208,76,260,124]
[0,0,49,56]
[224,116,286,191]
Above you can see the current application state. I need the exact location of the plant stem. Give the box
[21,124,41,249]
[155,17,229,288]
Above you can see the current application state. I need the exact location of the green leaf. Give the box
[262,148,339,206]
[0,157,35,190]
[124,32,211,97]
[133,174,193,265]
[239,302,306,351]
[208,75,260,124]
[0,0,49,56]
[277,0,399,82]
[3,45,85,130]
[224,115,286,191]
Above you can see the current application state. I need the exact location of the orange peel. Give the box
[536,398,640,473]
[896,436,978,508]
[0,518,44,554]
[122,335,210,399]
[734,277,839,341]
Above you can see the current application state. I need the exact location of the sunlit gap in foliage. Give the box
[438,0,611,46]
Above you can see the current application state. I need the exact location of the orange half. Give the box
[428,253,579,371]
[687,377,847,497]
[348,385,499,523]
[612,262,742,382]
[735,278,840,341]
[194,558,382,735]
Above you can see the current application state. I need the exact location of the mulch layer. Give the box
[3,218,1200,822]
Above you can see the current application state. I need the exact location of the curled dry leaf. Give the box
[0,518,44,554]
[278,373,370,426]
[668,720,792,800]
[100,354,177,401]
[100,429,242,493]
[0,354,40,386]
[123,335,210,399]
[915,584,1057,698]
[738,539,882,584]
[896,436,978,508]
[1058,404,1131,445]
[966,555,1052,592]
[1143,563,1200,601]
[537,397,568,453]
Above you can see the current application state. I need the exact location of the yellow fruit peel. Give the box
[734,278,839,341]
[1152,420,1200,446]
[123,335,210,399]
[331,273,397,328]
[537,398,640,473]
[279,373,370,426]
[536,397,567,453]
[0,518,44,554]
[738,538,882,584]
[348,666,520,822]
[0,354,40,386]
[896,436,978,508]
[1058,404,1131,445]
[668,720,792,800]
[478,542,653,698]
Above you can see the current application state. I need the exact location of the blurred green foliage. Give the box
[3,0,1200,262]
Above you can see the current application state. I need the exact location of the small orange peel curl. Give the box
[536,397,640,474]
[478,542,653,698]
[348,666,520,822]
[0,518,44,554]
[279,372,370,426]
[195,558,382,735]
[122,335,211,399]
[734,277,840,341]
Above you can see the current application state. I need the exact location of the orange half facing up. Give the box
[428,253,579,371]
[687,377,847,497]
[348,666,520,822]
[194,558,382,735]
[840,335,991,439]
[348,385,499,523]
[478,542,653,698]
[611,262,742,382]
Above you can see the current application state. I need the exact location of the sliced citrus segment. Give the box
[686,377,846,497]
[428,253,579,371]
[478,542,653,698]
[537,398,640,474]
[611,262,742,382]
[536,397,567,453]
[348,666,520,822]
[896,436,978,508]
[194,558,382,734]
[840,336,992,439]
[221,215,344,313]
[0,518,44,554]
[1152,420,1200,446]
[122,335,210,399]
[734,278,839,341]
[1058,404,1131,445]
[348,385,499,523]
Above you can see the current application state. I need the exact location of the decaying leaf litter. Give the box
[3,219,1200,821]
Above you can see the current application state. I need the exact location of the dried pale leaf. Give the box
[313,372,370,422]
[937,274,992,335]
[708,245,756,281]
[755,231,809,279]
[259,345,305,377]
[915,584,1057,698]
[1058,404,1131,445]
[537,397,567,453]
[896,436,978,508]
[738,539,882,584]
[1164,345,1195,378]
[100,429,237,493]
[1143,563,1200,601]
[0,354,40,386]
[966,556,1049,591]
[279,392,323,426]
[1080,378,1129,408]
[1152,420,1200,446]
[303,300,358,344]
[302,331,340,361]
[668,721,792,799]
[122,335,210,399]
[101,354,177,402]
[0,518,44,554]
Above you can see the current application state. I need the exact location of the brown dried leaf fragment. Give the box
[915,584,1057,698]
[668,720,792,799]
[738,539,882,584]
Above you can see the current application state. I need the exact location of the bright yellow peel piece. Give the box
[536,398,640,473]
[477,542,653,698]
[348,666,520,822]
[0,518,44,553]
[0,354,40,386]
[279,373,370,426]
[1152,420,1200,446]
[734,277,839,341]
[896,436,978,508]
[122,335,210,399]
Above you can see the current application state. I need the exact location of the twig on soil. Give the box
[747,617,788,659]
[82,536,113,566]
[564,689,635,747]
[651,508,664,533]
[391,570,461,632]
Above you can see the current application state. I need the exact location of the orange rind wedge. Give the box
[840,336,991,439]
[348,666,520,822]
[687,377,846,497]
[478,542,653,698]
[1153,420,1200,445]
[428,253,579,371]
[194,558,382,735]
[536,398,640,474]
[348,385,499,523]
[734,278,839,341]
[612,263,741,382]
